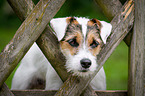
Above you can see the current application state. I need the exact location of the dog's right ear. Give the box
[100,21,112,44]
[50,17,68,41]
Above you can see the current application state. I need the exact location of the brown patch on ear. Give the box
[66,17,79,25]
[88,18,101,29]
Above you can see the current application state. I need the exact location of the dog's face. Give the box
[50,17,112,76]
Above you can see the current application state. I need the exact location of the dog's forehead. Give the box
[50,17,90,41]
[75,17,89,37]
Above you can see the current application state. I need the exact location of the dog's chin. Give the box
[78,67,89,72]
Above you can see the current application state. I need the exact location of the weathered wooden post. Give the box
[8,0,68,82]
[128,0,145,96]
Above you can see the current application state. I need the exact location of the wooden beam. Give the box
[0,0,65,87]
[55,1,134,95]
[11,90,127,96]
[7,0,35,22]
[94,0,132,46]
[0,83,14,96]
[94,0,122,21]
[36,26,68,81]
[8,0,68,84]
[128,0,145,96]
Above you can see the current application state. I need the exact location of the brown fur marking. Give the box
[66,17,79,25]
[86,30,102,56]
[60,31,83,55]
[86,19,103,56]
[61,18,103,56]
[87,19,101,30]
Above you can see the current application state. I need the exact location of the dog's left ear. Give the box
[50,17,67,41]
[100,21,112,44]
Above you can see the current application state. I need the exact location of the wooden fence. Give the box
[0,0,144,96]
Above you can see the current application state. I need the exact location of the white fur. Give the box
[12,17,111,90]
[75,17,89,37]
[100,21,112,44]
[50,18,67,41]
[11,43,63,90]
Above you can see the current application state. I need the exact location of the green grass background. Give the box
[0,0,128,90]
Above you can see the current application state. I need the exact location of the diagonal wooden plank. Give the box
[95,0,132,46]
[94,0,122,21]
[55,1,134,95]
[0,0,65,88]
[0,83,14,96]
[98,0,134,66]
[7,0,35,22]
[8,0,68,84]
[36,26,68,81]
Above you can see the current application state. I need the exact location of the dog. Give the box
[11,17,112,90]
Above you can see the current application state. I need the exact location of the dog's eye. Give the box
[67,38,79,47]
[90,40,99,48]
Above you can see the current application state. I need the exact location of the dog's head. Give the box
[50,17,112,76]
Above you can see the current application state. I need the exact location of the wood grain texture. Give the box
[36,26,68,81]
[0,83,14,96]
[7,0,34,22]
[80,85,98,96]
[128,0,145,96]
[0,0,65,88]
[8,0,68,84]
[55,1,134,95]
[94,0,122,20]
[11,90,127,96]
[94,0,132,46]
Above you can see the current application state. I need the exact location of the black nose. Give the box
[80,58,91,69]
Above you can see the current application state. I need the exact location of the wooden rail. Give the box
[11,90,127,96]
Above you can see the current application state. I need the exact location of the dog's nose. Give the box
[80,58,91,69]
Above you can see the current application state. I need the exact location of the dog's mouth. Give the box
[78,68,89,72]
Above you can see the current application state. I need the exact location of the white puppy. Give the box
[11,17,112,90]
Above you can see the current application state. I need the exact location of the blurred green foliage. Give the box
[0,0,128,90]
